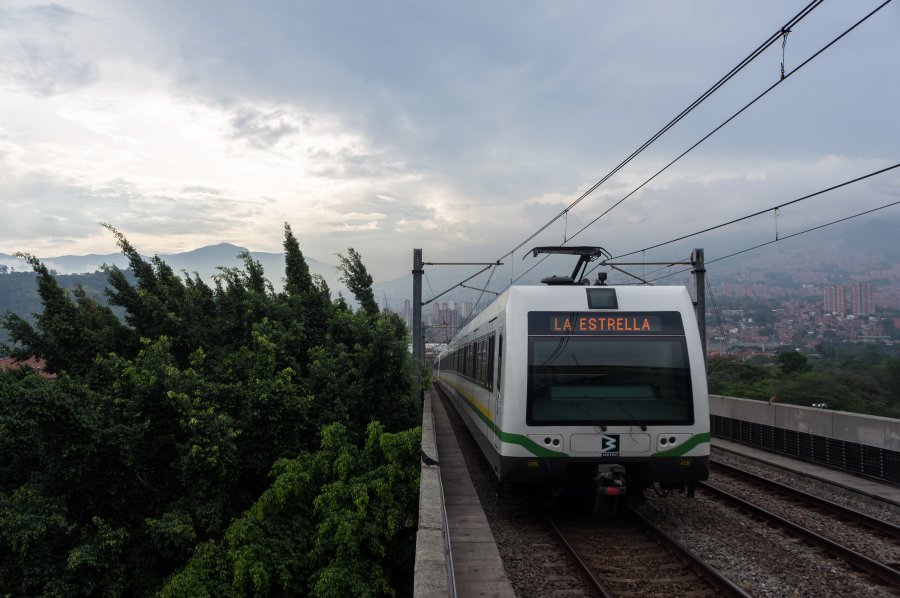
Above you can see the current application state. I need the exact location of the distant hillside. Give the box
[0,270,134,350]
[0,244,339,290]
[0,245,340,352]
[712,237,899,287]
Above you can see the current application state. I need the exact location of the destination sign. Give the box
[528,311,685,336]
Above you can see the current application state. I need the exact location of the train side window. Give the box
[477,339,486,387]
[474,341,480,383]
[487,334,495,391]
[497,334,503,390]
[483,338,488,388]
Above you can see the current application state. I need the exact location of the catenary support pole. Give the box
[412,248,424,401]
[692,248,707,362]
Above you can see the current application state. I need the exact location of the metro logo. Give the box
[552,316,653,333]
[601,435,620,453]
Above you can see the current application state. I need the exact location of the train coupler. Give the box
[593,464,627,496]
[593,464,627,515]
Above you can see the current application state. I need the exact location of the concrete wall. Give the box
[710,395,900,451]
[414,392,450,597]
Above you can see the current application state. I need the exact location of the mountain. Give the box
[3,224,898,330]
[0,245,344,350]
[0,244,340,292]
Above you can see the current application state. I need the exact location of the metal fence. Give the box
[711,414,900,485]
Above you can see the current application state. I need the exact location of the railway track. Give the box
[702,459,900,592]
[544,508,751,598]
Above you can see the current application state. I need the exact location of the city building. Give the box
[824,282,876,315]
[851,282,876,314]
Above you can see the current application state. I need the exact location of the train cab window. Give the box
[526,336,693,426]
[586,288,618,309]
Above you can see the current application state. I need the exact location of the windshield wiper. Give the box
[558,399,607,432]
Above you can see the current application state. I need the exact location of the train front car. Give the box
[501,284,710,506]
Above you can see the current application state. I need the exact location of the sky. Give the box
[1,1,899,284]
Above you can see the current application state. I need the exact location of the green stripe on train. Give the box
[651,432,711,457]
[447,381,569,458]
[441,379,709,459]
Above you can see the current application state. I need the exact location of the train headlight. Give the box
[657,433,692,451]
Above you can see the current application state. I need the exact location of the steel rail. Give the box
[711,459,900,540]
[544,515,611,597]
[698,481,900,589]
[545,510,751,598]
[627,508,753,598]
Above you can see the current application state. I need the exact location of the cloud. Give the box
[1,1,898,283]
[0,4,98,95]
[229,107,300,149]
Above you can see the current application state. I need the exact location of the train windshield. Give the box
[527,336,693,426]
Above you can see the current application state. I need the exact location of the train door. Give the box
[490,321,503,451]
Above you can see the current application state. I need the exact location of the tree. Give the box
[777,351,812,376]
[280,223,332,367]
[1,253,132,376]
[161,422,420,598]
[706,356,771,397]
[337,248,379,316]
[884,358,900,408]
[1,225,421,596]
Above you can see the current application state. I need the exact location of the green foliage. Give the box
[777,351,812,376]
[0,269,129,350]
[336,248,379,316]
[309,423,419,597]
[0,485,74,595]
[1,253,133,374]
[708,347,900,417]
[0,225,421,597]
[161,423,420,598]
[706,356,771,398]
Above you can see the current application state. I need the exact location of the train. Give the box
[433,247,710,508]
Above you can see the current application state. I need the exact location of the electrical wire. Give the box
[586,257,690,286]
[423,271,437,302]
[422,0,892,307]
[456,266,499,330]
[504,0,893,289]
[705,272,730,355]
[611,162,900,260]
[581,162,899,282]
[498,0,826,263]
[562,0,894,252]
[644,199,900,284]
[422,265,492,306]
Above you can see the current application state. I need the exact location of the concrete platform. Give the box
[414,391,451,597]
[432,389,517,598]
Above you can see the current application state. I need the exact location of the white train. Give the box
[434,257,710,505]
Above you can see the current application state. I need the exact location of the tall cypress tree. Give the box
[337,248,379,316]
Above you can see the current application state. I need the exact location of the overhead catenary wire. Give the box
[418,0,893,308]
[456,266,499,330]
[498,0,826,263]
[423,271,438,302]
[563,0,894,251]
[705,272,730,355]
[422,265,492,306]
[642,199,900,284]
[609,162,900,260]
[505,0,894,289]
[582,162,900,282]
